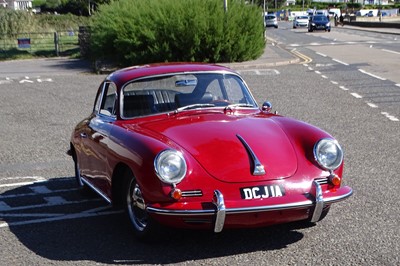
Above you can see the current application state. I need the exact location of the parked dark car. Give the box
[308,15,331,32]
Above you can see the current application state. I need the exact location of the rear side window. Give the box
[96,82,117,117]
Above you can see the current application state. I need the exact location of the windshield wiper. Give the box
[224,103,255,111]
[177,103,215,111]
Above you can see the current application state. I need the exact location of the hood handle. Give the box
[236,134,266,176]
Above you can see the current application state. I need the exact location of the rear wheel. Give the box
[124,171,160,240]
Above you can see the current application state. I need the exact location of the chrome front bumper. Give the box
[147,180,353,233]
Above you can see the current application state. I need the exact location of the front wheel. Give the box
[74,158,84,187]
[290,207,331,229]
[124,172,160,240]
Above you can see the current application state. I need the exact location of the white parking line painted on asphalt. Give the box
[0,202,11,211]
[315,71,321,74]
[381,112,400,122]
[44,196,68,205]
[351,93,363,99]
[19,79,34,84]
[331,81,338,85]
[1,176,46,182]
[0,198,102,212]
[332,59,349,66]
[0,187,80,199]
[0,176,47,188]
[367,102,378,108]
[37,78,53,83]
[237,69,280,75]
[358,69,386,81]
[0,208,123,228]
[30,186,52,194]
[396,84,400,87]
[339,86,349,91]
[321,75,328,79]
[0,213,65,218]
[316,63,333,67]
[382,49,400,55]
[316,52,327,57]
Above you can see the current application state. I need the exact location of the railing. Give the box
[0,30,79,57]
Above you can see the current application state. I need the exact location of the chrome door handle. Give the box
[80,132,88,138]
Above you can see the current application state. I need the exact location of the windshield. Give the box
[121,73,258,118]
[313,16,328,22]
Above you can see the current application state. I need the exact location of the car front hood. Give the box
[142,112,298,182]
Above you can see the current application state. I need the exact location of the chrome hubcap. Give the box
[128,182,148,231]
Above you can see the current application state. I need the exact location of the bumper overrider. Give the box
[146,180,353,233]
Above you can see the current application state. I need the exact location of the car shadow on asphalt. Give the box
[1,177,307,264]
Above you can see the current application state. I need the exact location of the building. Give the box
[1,0,32,10]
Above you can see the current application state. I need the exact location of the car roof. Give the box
[106,63,234,86]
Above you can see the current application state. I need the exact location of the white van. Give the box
[315,10,328,17]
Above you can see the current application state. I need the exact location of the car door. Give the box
[80,82,117,195]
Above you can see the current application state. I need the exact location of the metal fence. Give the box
[0,30,79,56]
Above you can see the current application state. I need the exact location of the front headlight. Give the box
[313,138,343,171]
[154,149,187,184]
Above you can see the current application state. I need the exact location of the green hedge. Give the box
[0,9,38,37]
[89,0,265,66]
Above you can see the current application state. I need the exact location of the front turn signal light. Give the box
[171,188,182,200]
[330,174,341,186]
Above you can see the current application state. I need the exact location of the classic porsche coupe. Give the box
[68,63,352,239]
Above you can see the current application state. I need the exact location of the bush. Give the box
[0,9,38,37]
[89,0,265,66]
[36,13,89,31]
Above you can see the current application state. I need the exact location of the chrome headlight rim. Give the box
[313,138,344,171]
[154,149,187,185]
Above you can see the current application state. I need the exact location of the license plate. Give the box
[240,185,285,200]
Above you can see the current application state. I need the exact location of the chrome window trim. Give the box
[119,70,260,120]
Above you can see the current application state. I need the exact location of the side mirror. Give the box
[262,101,272,112]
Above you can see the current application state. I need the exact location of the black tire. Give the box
[72,153,94,195]
[123,171,160,241]
[73,157,85,187]
[289,207,330,229]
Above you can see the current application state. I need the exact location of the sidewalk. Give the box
[337,24,400,35]
[221,41,299,70]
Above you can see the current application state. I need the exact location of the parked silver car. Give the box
[265,14,278,28]
[293,15,309,28]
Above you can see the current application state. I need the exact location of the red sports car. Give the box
[68,63,352,240]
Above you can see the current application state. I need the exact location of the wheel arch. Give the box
[69,142,77,161]
[111,162,134,207]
